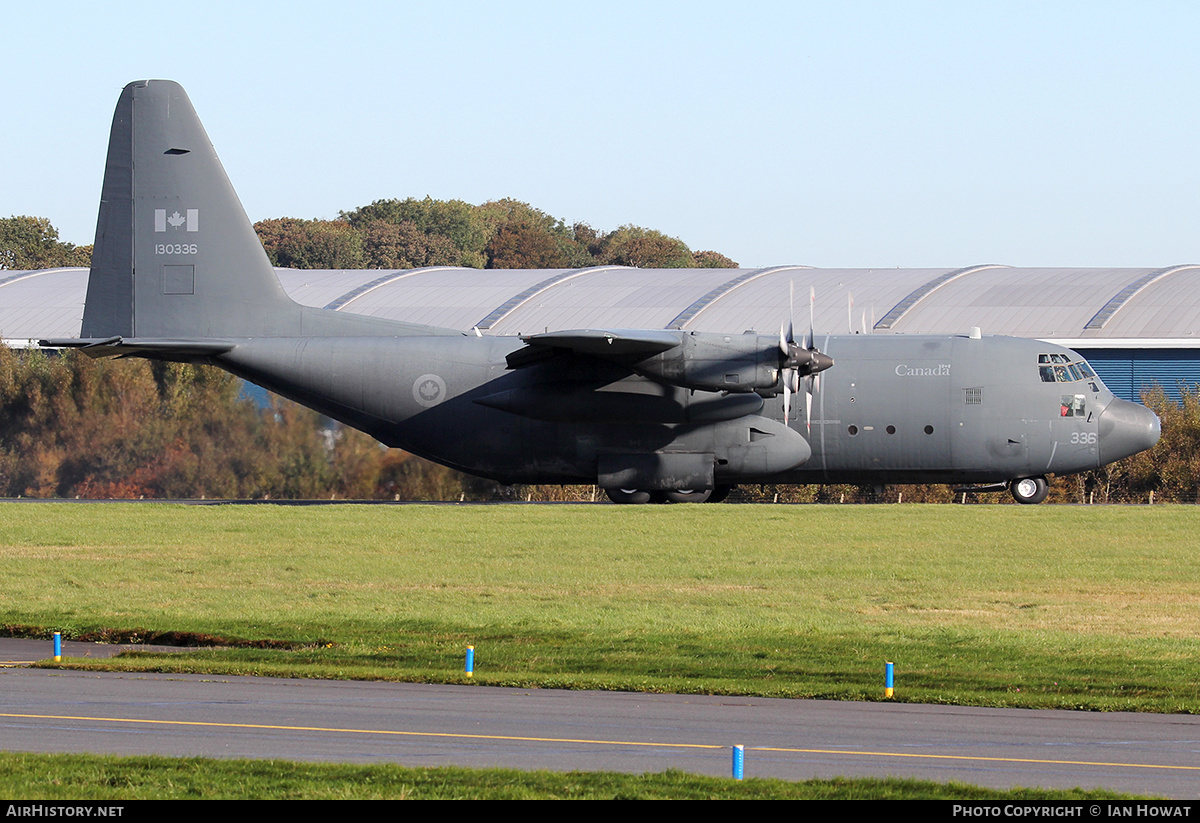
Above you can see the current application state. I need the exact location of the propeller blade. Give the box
[788,281,795,345]
[805,372,821,434]
[779,281,796,355]
[805,383,813,434]
[804,285,815,351]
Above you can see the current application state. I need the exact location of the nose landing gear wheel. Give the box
[1010,476,1049,504]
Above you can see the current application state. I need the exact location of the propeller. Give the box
[779,284,834,430]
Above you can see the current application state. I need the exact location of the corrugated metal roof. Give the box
[0,268,90,342]
[1095,266,1200,340]
[891,267,1146,338]
[8,265,1200,345]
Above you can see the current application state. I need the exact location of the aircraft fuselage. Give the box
[216,330,1157,491]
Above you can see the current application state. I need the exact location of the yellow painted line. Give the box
[755,746,1200,772]
[0,712,721,751]
[0,712,1195,773]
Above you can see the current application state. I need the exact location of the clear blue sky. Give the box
[5,1,1199,268]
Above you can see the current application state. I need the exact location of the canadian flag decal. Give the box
[154,209,199,232]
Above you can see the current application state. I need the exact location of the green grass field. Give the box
[2,502,1198,712]
[0,752,1137,800]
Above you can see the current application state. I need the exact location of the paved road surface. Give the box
[0,643,1196,797]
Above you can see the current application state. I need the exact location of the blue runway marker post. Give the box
[53,632,61,662]
[885,661,894,698]
[732,744,744,779]
[465,645,474,678]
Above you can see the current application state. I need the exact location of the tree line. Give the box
[2,200,738,274]
[255,197,738,271]
[0,216,92,270]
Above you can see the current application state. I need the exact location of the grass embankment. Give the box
[1,503,1197,711]
[0,752,1139,800]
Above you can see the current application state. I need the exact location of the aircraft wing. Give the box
[507,329,681,368]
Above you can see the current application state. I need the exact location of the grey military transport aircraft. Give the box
[41,80,1161,504]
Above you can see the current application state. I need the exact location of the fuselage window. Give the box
[1060,394,1086,417]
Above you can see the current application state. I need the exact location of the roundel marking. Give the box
[413,373,447,407]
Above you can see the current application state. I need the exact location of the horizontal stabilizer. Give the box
[38,337,235,359]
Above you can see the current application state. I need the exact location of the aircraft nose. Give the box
[1098,398,1161,464]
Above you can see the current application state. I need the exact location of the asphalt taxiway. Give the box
[0,644,1196,797]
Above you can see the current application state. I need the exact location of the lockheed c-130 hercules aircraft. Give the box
[41,80,1162,504]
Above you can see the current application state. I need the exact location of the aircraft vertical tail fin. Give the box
[82,80,301,340]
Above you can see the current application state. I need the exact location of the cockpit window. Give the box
[1037,354,1104,390]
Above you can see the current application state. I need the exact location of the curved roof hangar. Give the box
[4,264,1200,346]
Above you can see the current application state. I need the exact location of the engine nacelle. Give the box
[632,332,781,393]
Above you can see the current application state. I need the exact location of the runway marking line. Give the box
[0,712,1194,773]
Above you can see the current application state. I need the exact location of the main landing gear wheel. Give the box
[1010,476,1049,505]
[664,489,712,504]
[605,488,653,505]
[604,488,725,504]
[706,485,733,503]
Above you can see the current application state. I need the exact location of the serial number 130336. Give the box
[155,243,198,255]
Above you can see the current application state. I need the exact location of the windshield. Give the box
[1037,354,1105,390]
